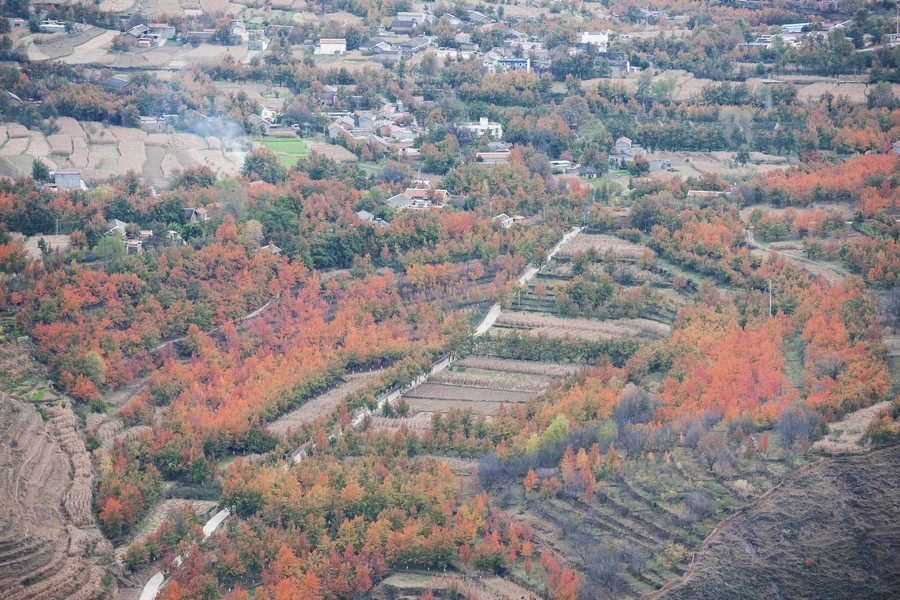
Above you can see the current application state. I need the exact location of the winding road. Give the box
[137,228,584,599]
[138,508,231,600]
[476,226,582,336]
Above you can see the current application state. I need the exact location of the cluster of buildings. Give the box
[116,19,274,51]
[302,8,625,76]
[608,137,672,172]
[736,20,858,50]
[325,101,427,157]
[385,186,451,211]
[121,23,176,48]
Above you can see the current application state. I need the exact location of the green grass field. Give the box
[262,137,309,167]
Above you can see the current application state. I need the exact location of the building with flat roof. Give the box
[315,38,347,55]
[459,117,503,140]
[54,169,85,190]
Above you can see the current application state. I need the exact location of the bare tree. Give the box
[879,287,900,332]
[778,403,821,448]
[695,432,731,472]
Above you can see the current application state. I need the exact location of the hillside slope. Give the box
[651,445,900,600]
[0,394,112,600]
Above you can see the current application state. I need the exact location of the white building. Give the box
[39,20,67,34]
[315,38,347,55]
[579,31,609,50]
[460,117,503,140]
[396,12,428,24]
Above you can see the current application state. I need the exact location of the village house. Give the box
[185,30,216,44]
[356,210,389,228]
[262,241,282,256]
[608,137,671,171]
[148,23,176,40]
[399,35,432,58]
[493,213,514,228]
[468,10,493,25]
[389,18,418,35]
[385,187,449,211]
[565,165,598,179]
[579,31,609,51]
[125,239,144,254]
[476,151,510,166]
[54,169,86,191]
[39,20,67,34]
[459,117,503,140]
[248,37,269,51]
[107,219,128,236]
[397,147,420,161]
[125,24,149,40]
[185,207,210,223]
[230,21,249,44]
[103,76,131,91]
[396,12,428,25]
[315,38,347,55]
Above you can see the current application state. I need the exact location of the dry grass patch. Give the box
[28,131,50,158]
[377,571,533,600]
[495,311,671,340]
[110,126,147,143]
[305,141,358,162]
[54,117,86,138]
[812,401,890,454]
[455,356,579,378]
[118,143,147,174]
[405,398,508,415]
[556,233,650,260]
[87,143,118,171]
[48,134,73,156]
[86,125,117,145]
[268,370,383,437]
[0,136,29,156]
[22,235,70,260]
[70,141,90,170]
[367,413,432,435]
[430,369,549,392]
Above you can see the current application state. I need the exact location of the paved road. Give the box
[476,226,582,336]
[138,508,231,600]
[138,229,584,598]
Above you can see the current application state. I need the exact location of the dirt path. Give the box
[476,227,582,336]
[106,375,151,409]
[744,229,847,286]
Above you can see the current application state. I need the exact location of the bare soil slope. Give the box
[651,445,900,600]
[0,394,112,600]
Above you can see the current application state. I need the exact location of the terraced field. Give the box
[501,439,800,598]
[403,381,536,416]
[493,312,672,341]
[376,358,576,427]
[0,395,111,600]
[652,446,900,600]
